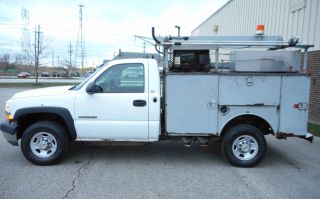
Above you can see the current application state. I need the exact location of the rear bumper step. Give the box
[275,132,314,143]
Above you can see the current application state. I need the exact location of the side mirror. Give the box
[86,82,96,94]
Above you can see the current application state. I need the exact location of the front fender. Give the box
[14,107,77,141]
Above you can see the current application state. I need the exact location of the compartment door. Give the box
[280,76,310,135]
[166,75,219,134]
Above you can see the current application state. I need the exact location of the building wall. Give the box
[306,51,320,123]
[192,0,320,50]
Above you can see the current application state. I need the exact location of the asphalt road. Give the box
[0,88,319,199]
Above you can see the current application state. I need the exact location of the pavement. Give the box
[0,88,320,199]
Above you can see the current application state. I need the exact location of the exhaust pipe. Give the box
[152,27,161,44]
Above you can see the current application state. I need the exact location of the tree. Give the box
[14,53,26,65]
[0,52,11,70]
[0,52,11,64]
[60,59,72,77]
[23,25,51,83]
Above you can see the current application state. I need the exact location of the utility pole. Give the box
[36,25,40,83]
[34,25,40,84]
[68,42,72,77]
[52,51,55,67]
[21,8,30,65]
[34,26,37,70]
[75,4,87,75]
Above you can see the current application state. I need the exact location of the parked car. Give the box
[17,72,30,78]
[84,71,94,78]
[41,72,49,77]
[72,72,80,77]
[59,72,67,77]
[52,72,59,77]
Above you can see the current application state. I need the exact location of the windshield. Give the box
[73,66,104,90]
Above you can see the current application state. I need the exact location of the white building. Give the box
[192,0,320,50]
[192,0,320,123]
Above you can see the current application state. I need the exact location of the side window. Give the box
[95,63,144,93]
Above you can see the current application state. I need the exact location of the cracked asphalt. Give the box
[1,88,320,199]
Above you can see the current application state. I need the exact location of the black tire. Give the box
[21,121,69,165]
[221,124,267,167]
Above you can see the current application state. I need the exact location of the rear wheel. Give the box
[21,121,69,165]
[221,124,267,167]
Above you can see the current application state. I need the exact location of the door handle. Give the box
[207,100,216,109]
[133,100,146,107]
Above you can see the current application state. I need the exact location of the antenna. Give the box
[75,4,87,74]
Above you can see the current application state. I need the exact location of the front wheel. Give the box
[21,121,69,165]
[221,124,267,167]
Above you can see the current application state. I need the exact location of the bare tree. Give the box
[60,59,71,77]
[22,25,51,83]
[0,52,11,64]
[0,52,14,73]
[14,53,25,65]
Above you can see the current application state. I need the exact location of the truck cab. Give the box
[73,58,161,142]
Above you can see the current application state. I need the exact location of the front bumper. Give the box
[0,119,18,146]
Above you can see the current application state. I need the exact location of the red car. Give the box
[17,72,31,78]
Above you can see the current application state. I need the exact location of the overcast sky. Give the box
[0,0,227,68]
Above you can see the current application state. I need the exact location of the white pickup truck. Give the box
[1,31,314,167]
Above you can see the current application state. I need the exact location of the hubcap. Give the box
[30,132,57,158]
[232,135,258,161]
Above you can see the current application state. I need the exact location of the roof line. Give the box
[192,0,233,34]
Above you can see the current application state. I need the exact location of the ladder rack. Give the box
[151,27,314,72]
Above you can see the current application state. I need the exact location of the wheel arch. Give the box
[14,107,77,141]
[219,114,274,137]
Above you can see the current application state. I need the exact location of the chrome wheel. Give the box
[232,135,258,161]
[30,132,57,158]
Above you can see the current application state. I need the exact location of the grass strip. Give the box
[308,122,320,137]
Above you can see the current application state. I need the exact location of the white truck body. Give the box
[166,73,310,137]
[5,58,310,141]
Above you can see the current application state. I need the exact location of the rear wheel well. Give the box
[16,113,71,141]
[220,114,274,137]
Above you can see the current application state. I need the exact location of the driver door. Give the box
[74,62,149,141]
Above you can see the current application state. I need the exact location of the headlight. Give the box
[5,101,11,113]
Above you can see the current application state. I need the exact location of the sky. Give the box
[0,0,227,68]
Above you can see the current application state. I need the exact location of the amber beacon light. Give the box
[256,25,265,35]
